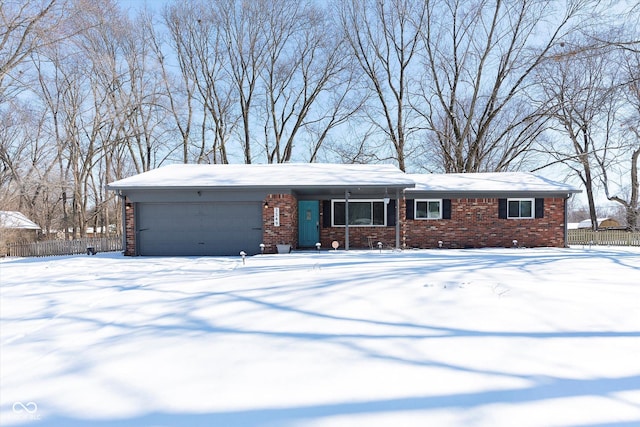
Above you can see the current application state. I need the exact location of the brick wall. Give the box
[262,194,298,253]
[124,200,136,256]
[403,197,567,248]
[319,200,405,250]
[320,227,398,250]
[122,195,567,256]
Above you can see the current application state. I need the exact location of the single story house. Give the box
[1,211,41,255]
[107,164,581,256]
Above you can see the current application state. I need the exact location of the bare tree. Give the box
[0,98,60,231]
[534,0,639,231]
[25,0,152,238]
[324,125,391,164]
[600,46,640,230]
[164,1,235,164]
[261,0,359,163]
[146,8,194,164]
[417,0,595,173]
[338,0,427,171]
[536,34,633,230]
[0,0,67,99]
[216,0,269,163]
[32,42,86,238]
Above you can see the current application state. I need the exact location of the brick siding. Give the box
[319,199,405,250]
[123,195,567,256]
[124,200,136,256]
[320,226,399,250]
[262,194,298,253]
[403,197,567,248]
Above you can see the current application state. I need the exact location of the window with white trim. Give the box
[508,198,534,219]
[332,200,386,226]
[415,199,442,219]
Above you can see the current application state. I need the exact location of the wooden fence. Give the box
[568,229,640,247]
[4,232,637,256]
[5,236,122,257]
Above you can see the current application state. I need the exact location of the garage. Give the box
[108,163,418,256]
[136,202,263,256]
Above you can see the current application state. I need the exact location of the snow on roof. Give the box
[407,172,580,194]
[0,211,41,230]
[108,163,415,190]
[577,218,620,228]
[108,164,581,195]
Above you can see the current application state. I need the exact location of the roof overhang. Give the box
[0,211,41,230]
[107,163,416,194]
[406,172,581,197]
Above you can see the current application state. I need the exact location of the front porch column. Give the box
[395,188,400,249]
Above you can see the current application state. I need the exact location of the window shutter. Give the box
[535,198,544,218]
[498,199,507,219]
[406,199,414,220]
[442,199,452,219]
[322,200,331,227]
[387,199,396,227]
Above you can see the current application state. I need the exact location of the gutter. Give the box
[106,183,416,192]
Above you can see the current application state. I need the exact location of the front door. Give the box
[298,200,319,247]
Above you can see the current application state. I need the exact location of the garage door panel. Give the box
[137,202,262,256]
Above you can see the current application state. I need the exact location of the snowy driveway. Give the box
[1,247,640,426]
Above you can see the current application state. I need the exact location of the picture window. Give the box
[332,200,386,226]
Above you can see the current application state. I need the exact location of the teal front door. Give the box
[298,201,319,247]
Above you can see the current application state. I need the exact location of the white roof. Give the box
[108,163,415,189]
[0,211,41,230]
[577,218,619,228]
[407,172,580,194]
[108,164,581,195]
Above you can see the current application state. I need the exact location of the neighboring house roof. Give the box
[107,163,416,191]
[407,172,581,195]
[577,218,621,229]
[0,211,41,230]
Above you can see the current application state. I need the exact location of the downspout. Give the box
[395,188,400,249]
[345,189,350,250]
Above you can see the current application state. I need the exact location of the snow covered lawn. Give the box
[1,247,639,427]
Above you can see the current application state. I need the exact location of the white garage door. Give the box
[137,202,263,256]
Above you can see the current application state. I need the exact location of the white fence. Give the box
[568,229,640,247]
[5,236,122,257]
